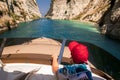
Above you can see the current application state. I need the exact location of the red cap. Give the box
[68,41,89,64]
[68,41,79,52]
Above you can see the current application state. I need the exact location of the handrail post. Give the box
[0,38,7,57]
[0,38,7,66]
[58,39,66,64]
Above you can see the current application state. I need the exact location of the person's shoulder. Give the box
[57,64,93,80]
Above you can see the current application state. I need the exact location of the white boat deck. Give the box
[0,63,106,80]
[0,63,54,80]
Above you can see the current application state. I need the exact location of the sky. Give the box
[36,0,51,17]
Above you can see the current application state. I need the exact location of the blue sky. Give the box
[36,0,51,17]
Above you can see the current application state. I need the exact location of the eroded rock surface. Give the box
[0,0,41,32]
[100,0,120,40]
[46,0,110,23]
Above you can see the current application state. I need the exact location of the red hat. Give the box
[68,41,88,64]
[68,41,79,52]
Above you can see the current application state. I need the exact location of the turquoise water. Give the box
[0,18,120,79]
[0,18,120,60]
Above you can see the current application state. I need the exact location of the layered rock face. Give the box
[100,0,120,40]
[0,0,41,32]
[46,0,110,23]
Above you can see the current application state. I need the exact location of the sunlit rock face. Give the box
[46,0,110,23]
[0,0,41,32]
[100,0,120,40]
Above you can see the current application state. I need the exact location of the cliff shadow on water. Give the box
[84,42,120,80]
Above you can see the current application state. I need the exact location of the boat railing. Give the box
[0,38,7,67]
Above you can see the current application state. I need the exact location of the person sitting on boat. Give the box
[52,41,93,80]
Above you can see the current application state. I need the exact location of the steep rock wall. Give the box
[0,0,41,32]
[100,0,120,40]
[46,0,110,23]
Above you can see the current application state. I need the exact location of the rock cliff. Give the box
[0,0,41,32]
[46,0,110,23]
[99,0,120,40]
[46,0,120,40]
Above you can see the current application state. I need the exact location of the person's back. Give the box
[52,41,93,80]
[57,64,92,80]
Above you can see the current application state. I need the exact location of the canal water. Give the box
[0,18,120,79]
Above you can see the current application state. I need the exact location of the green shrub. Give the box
[10,12,20,20]
[31,15,40,20]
